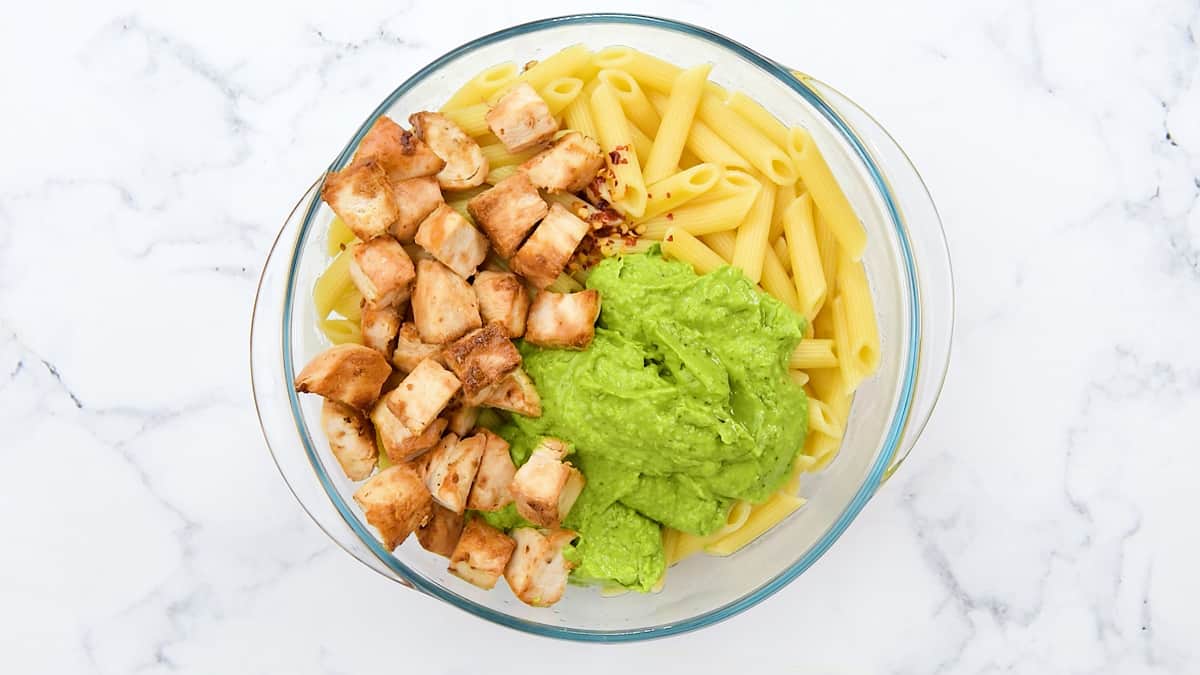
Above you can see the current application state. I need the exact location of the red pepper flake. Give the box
[666,213,675,221]
[666,235,674,242]
[665,191,671,198]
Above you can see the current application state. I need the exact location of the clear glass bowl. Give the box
[250,14,953,641]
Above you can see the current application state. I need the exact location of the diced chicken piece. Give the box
[294,344,393,410]
[391,322,442,372]
[424,432,486,514]
[361,304,401,356]
[525,289,601,350]
[417,503,465,558]
[350,236,416,309]
[352,464,433,550]
[505,528,578,607]
[321,399,378,481]
[402,242,435,263]
[448,518,515,590]
[467,173,548,258]
[443,402,481,437]
[480,368,542,418]
[386,358,461,433]
[473,271,530,338]
[410,112,489,191]
[509,204,589,289]
[466,429,516,512]
[412,260,482,343]
[321,160,400,241]
[371,398,447,463]
[486,83,560,153]
[353,115,445,182]
[520,131,605,193]
[414,204,489,279]
[389,176,444,242]
[441,323,522,403]
[510,439,585,528]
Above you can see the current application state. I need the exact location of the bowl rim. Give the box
[274,12,921,641]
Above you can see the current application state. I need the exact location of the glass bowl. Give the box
[250,14,953,641]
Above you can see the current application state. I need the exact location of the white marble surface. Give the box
[2,0,1198,671]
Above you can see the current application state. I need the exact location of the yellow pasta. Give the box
[500,44,592,98]
[642,64,711,184]
[546,272,584,293]
[661,227,727,276]
[829,295,866,392]
[590,82,647,217]
[441,61,519,110]
[597,69,660,137]
[788,369,810,387]
[806,367,851,421]
[485,163,519,185]
[628,123,653,166]
[701,230,735,261]
[539,76,584,115]
[786,127,867,259]
[641,163,722,220]
[808,398,845,440]
[769,182,796,242]
[732,179,776,283]
[814,207,840,296]
[704,492,805,556]
[693,169,759,204]
[697,93,797,185]
[760,242,802,314]
[441,103,490,138]
[725,91,789,149]
[837,254,882,381]
[479,143,538,168]
[789,338,837,369]
[326,216,357,257]
[772,237,791,274]
[592,46,682,92]
[562,93,599,141]
[783,454,818,494]
[640,188,759,239]
[782,193,828,320]
[331,285,363,322]
[313,246,356,319]
[321,317,362,345]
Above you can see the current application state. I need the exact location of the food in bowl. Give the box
[293,44,881,606]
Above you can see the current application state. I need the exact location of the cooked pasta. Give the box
[592,46,682,92]
[441,62,519,110]
[786,127,867,259]
[597,69,660,137]
[725,91,790,149]
[640,188,759,239]
[782,193,828,320]
[697,93,797,185]
[502,43,593,97]
[642,64,711,184]
[772,237,792,274]
[731,179,776,283]
[704,492,806,556]
[836,254,882,381]
[590,82,648,217]
[326,216,356,257]
[661,227,727,276]
[789,338,837,370]
[770,182,796,241]
[647,91,751,170]
[641,163,722,220]
[760,241,802,314]
[539,77,585,115]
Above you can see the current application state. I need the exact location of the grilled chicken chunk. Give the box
[388,176,444,242]
[424,432,486,514]
[410,112,488,191]
[473,271,530,338]
[349,236,416,309]
[479,368,542,418]
[486,83,560,153]
[524,289,601,350]
[466,429,516,512]
[412,260,482,343]
[443,401,481,437]
[321,399,378,481]
[509,203,590,289]
[353,116,446,183]
[391,322,442,373]
[414,204,489,279]
[371,398,447,463]
[510,438,584,529]
[361,304,401,356]
[417,503,465,558]
[441,322,522,403]
[448,518,515,590]
[352,464,433,550]
[321,160,401,241]
[294,344,392,410]
[520,131,605,193]
[505,528,578,607]
[386,358,461,434]
[467,173,548,258]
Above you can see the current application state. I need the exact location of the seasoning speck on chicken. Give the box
[473,271,530,338]
[424,432,486,513]
[349,237,416,309]
[467,173,548,258]
[352,464,433,550]
[361,304,401,356]
[441,322,522,403]
[442,402,481,437]
[410,111,489,191]
[520,131,605,193]
[486,83,560,153]
[352,116,445,183]
[417,503,465,558]
[479,368,542,418]
[386,358,461,434]
[391,323,442,373]
[505,528,578,607]
[412,259,482,344]
[510,203,590,289]
[294,343,393,410]
[388,176,444,242]
[321,399,378,481]
[414,204,489,279]
[371,398,447,463]
[466,429,516,512]
[510,438,585,529]
[321,160,401,241]
[525,289,601,350]
[448,518,515,590]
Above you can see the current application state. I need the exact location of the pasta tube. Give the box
[326,216,357,257]
[539,77,584,115]
[441,103,489,137]
[597,69,660,137]
[590,82,648,217]
[592,46,682,92]
[441,62,519,110]
[760,242,802,314]
[772,237,791,274]
[648,91,751,170]
[837,255,882,380]
[782,193,828,319]
[640,188,759,240]
[697,93,797,185]
[808,398,845,440]
[786,127,867,259]
[642,163,722,220]
[732,179,776,283]
[500,44,592,98]
[769,182,796,241]
[662,227,727,276]
[313,247,355,318]
[725,91,789,149]
[789,338,837,369]
[643,64,711,184]
[704,492,805,556]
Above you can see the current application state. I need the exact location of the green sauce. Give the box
[492,251,808,591]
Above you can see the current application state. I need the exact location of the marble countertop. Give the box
[3,0,1197,672]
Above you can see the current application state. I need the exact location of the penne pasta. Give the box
[783,453,818,494]
[701,230,735,261]
[441,103,490,138]
[539,76,585,115]
[808,398,845,440]
[697,93,797,185]
[641,163,723,220]
[320,317,362,345]
[628,123,654,166]
[441,62,519,110]
[725,91,790,149]
[590,82,648,217]
[760,242,802,314]
[597,69,660,137]
[786,127,867,259]
[829,294,866,392]
[837,254,882,381]
[562,93,599,141]
[640,187,759,239]
[769,182,796,241]
[500,44,593,99]
[662,227,727,276]
[704,492,805,556]
[814,207,840,296]
[485,163,520,185]
[327,216,357,257]
[789,338,837,370]
[313,246,355,319]
[788,369,810,387]
[782,193,828,320]
[693,169,760,204]
[647,91,751,170]
[479,142,539,168]
[592,46,682,92]
[732,179,776,283]
[330,285,363,322]
[643,64,711,184]
[772,237,791,274]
